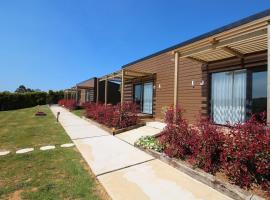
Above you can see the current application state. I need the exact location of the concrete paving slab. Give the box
[63,124,108,140]
[146,121,166,130]
[98,159,232,200]
[16,148,34,154]
[40,145,55,151]
[60,143,75,148]
[117,126,162,145]
[73,136,153,176]
[0,151,10,156]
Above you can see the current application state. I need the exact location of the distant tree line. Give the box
[0,85,64,111]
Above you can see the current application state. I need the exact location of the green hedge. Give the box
[0,90,64,111]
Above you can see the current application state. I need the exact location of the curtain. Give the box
[211,70,246,125]
[143,82,153,114]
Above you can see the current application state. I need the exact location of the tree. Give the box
[15,85,34,93]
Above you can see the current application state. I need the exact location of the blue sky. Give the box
[0,0,269,91]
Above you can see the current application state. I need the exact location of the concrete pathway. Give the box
[116,122,165,145]
[50,105,232,200]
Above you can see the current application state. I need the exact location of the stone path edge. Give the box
[134,144,265,200]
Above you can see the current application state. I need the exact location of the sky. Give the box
[0,0,269,92]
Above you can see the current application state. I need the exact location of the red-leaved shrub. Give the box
[159,106,269,193]
[159,107,199,159]
[195,117,225,173]
[58,99,77,110]
[85,102,139,129]
[221,114,270,190]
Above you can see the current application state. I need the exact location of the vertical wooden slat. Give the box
[96,78,99,104]
[174,52,179,108]
[105,77,108,105]
[267,23,270,123]
[121,69,125,105]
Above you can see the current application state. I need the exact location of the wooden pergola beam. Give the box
[267,22,270,123]
[105,76,108,105]
[221,46,244,58]
[121,70,125,105]
[179,29,267,58]
[186,56,208,64]
[96,78,99,104]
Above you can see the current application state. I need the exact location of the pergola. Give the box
[64,87,77,100]
[171,15,270,120]
[98,68,154,105]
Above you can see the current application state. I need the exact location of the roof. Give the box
[122,8,270,68]
[76,77,96,87]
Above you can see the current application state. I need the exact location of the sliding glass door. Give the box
[143,82,153,114]
[211,70,246,125]
[133,82,153,114]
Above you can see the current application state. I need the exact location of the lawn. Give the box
[72,108,85,118]
[0,106,108,200]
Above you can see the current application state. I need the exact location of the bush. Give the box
[0,92,47,111]
[58,99,77,110]
[135,136,163,152]
[159,107,199,159]
[221,114,270,190]
[84,102,139,129]
[195,117,225,173]
[46,90,64,104]
[160,107,270,192]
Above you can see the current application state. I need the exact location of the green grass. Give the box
[72,109,85,118]
[0,106,70,150]
[0,106,106,200]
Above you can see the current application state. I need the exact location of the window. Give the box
[134,84,142,111]
[211,70,246,125]
[251,70,267,114]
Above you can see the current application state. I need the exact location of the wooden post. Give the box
[267,23,270,124]
[96,78,99,104]
[174,51,179,108]
[121,69,125,105]
[105,76,108,105]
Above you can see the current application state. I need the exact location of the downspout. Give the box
[174,51,179,108]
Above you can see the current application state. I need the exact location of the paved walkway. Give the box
[50,105,232,200]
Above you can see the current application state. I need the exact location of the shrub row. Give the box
[159,107,270,191]
[84,102,139,129]
[0,91,64,111]
[0,92,47,111]
[58,99,77,110]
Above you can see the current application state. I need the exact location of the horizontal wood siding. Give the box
[124,52,175,119]
[178,58,206,123]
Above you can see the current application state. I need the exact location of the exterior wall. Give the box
[177,58,206,123]
[124,52,175,119]
[178,51,267,123]
[124,50,267,123]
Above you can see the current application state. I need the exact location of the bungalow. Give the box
[64,77,121,105]
[98,9,270,124]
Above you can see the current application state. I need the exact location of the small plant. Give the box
[135,136,163,152]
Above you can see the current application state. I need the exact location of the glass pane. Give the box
[252,71,267,114]
[134,84,142,108]
[143,82,153,114]
[211,70,246,125]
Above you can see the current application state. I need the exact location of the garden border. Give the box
[82,116,145,135]
[134,145,265,200]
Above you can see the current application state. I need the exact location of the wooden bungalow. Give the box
[99,9,270,124]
